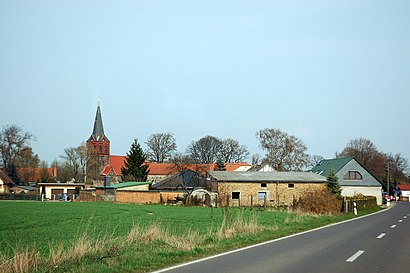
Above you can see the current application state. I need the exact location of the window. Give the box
[258,192,267,201]
[344,171,363,180]
[232,192,240,200]
[261,182,267,188]
[99,145,102,153]
[105,146,108,154]
[288,183,295,188]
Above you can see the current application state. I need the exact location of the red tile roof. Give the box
[0,170,14,184]
[104,156,249,177]
[17,167,57,182]
[399,184,410,191]
[224,162,251,172]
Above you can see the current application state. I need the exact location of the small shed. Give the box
[38,183,85,199]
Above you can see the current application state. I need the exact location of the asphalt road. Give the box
[154,202,410,273]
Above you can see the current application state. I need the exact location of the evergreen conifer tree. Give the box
[326,170,341,196]
[121,139,149,182]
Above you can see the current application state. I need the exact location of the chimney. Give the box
[104,176,111,187]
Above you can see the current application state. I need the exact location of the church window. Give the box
[105,146,108,154]
[99,145,102,153]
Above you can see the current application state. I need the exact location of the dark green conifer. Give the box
[121,139,149,182]
[326,170,341,196]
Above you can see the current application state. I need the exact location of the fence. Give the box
[342,196,377,213]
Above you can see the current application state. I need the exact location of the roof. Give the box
[151,170,201,190]
[224,162,251,172]
[92,103,105,141]
[96,181,151,189]
[38,183,85,187]
[12,185,38,191]
[310,158,353,177]
[18,167,57,182]
[209,171,327,183]
[399,184,410,191]
[0,170,14,184]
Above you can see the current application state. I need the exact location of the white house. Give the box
[311,157,383,205]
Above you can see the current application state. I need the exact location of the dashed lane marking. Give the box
[346,250,365,263]
[399,220,403,223]
[377,233,386,239]
[391,225,397,229]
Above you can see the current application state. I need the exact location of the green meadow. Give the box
[0,201,380,273]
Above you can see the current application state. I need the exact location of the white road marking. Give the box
[399,220,403,223]
[377,233,386,239]
[391,225,397,228]
[346,250,365,263]
[404,216,407,219]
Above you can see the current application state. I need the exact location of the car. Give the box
[382,192,395,202]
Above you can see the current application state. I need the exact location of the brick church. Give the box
[86,102,111,183]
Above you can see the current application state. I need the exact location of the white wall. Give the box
[341,186,382,205]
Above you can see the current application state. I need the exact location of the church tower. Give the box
[86,101,110,181]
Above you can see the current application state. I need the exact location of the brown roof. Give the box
[0,170,14,184]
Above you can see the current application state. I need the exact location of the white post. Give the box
[353,202,357,216]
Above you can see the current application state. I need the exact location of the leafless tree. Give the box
[256,128,309,171]
[59,144,91,182]
[336,138,379,167]
[186,135,222,164]
[308,154,324,169]
[251,153,261,166]
[145,133,177,163]
[0,124,34,169]
[220,138,250,163]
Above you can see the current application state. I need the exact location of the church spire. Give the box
[92,101,105,141]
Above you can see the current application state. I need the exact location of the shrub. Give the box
[292,188,342,215]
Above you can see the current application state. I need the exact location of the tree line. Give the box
[1,124,409,185]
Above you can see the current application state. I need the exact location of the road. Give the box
[154,202,410,273]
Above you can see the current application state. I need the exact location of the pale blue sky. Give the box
[1,0,409,165]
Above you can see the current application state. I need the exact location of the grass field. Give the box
[0,201,380,273]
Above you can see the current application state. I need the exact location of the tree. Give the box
[14,147,40,168]
[326,170,341,196]
[145,133,177,163]
[256,128,309,171]
[251,154,261,166]
[58,143,90,182]
[308,155,324,169]
[220,138,249,163]
[186,135,222,164]
[0,124,35,170]
[336,138,379,167]
[336,138,387,182]
[6,163,20,185]
[121,139,149,182]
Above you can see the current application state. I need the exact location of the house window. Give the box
[344,171,363,180]
[258,192,267,201]
[261,182,267,188]
[288,183,295,188]
[232,192,240,200]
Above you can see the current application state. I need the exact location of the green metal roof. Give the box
[310,157,353,177]
[96,182,151,189]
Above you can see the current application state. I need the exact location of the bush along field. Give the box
[0,201,381,273]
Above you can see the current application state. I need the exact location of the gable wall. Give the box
[337,160,380,187]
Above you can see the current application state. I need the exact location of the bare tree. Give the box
[0,125,34,169]
[308,155,324,169]
[186,135,222,164]
[145,133,177,163]
[386,153,409,184]
[59,144,89,182]
[336,138,387,181]
[256,128,309,171]
[251,153,261,166]
[220,138,250,163]
[336,138,379,167]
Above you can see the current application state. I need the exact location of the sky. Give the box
[1,0,409,165]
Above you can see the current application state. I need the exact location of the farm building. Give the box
[209,171,327,207]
